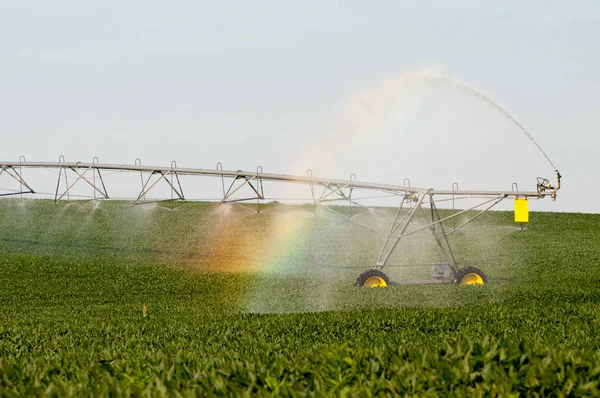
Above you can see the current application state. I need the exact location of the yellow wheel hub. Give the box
[364,276,387,288]
[460,273,484,285]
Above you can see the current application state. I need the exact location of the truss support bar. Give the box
[321,205,386,236]
[68,167,109,200]
[219,174,264,204]
[317,183,331,202]
[55,166,95,203]
[377,191,428,268]
[396,195,507,241]
[330,185,397,225]
[133,170,185,205]
[53,165,109,202]
[316,183,350,203]
[0,166,35,195]
[0,191,34,197]
[219,197,262,204]
[164,173,185,201]
[428,197,458,271]
[391,202,417,236]
[446,196,507,237]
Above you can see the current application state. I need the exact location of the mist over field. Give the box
[1,198,599,394]
[2,1,599,394]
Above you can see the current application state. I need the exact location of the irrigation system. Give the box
[0,158,561,287]
[1,73,564,287]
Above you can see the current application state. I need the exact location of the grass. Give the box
[0,199,599,396]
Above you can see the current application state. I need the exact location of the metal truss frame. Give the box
[375,192,507,274]
[0,158,558,283]
[55,164,109,203]
[133,170,185,205]
[131,161,189,206]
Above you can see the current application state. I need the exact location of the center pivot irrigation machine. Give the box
[0,158,561,287]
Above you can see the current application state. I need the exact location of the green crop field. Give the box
[1,199,599,396]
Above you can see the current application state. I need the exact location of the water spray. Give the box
[0,73,561,287]
[437,76,562,194]
[436,76,558,169]
[372,71,562,191]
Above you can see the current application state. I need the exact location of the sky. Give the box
[1,1,598,213]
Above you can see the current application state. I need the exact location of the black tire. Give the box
[354,269,390,288]
[453,266,487,285]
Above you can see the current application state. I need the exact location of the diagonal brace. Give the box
[0,166,35,194]
[55,166,94,203]
[133,170,185,205]
[68,167,109,200]
[219,174,264,204]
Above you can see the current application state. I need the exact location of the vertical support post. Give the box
[256,166,263,213]
[377,193,406,266]
[56,155,67,203]
[97,168,109,200]
[55,167,62,204]
[170,161,177,202]
[59,155,70,201]
[135,158,144,200]
[92,157,99,201]
[429,195,458,272]
[19,155,25,203]
[307,169,316,215]
[133,170,158,205]
[404,178,411,209]
[452,183,458,212]
[452,182,459,230]
[217,162,225,200]
[377,191,428,269]
[349,174,356,207]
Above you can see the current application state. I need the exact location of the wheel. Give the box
[354,269,389,288]
[453,266,487,285]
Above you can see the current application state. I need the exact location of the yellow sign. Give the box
[514,198,529,223]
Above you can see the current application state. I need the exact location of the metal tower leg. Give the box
[218,169,264,208]
[376,191,428,269]
[428,195,458,273]
[133,170,185,205]
[54,166,109,203]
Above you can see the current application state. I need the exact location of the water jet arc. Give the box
[427,75,558,171]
